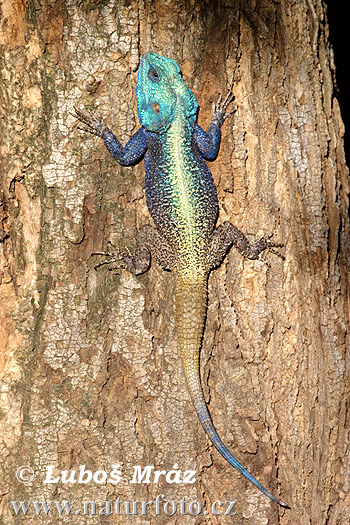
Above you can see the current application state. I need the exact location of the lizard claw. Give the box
[72,106,109,138]
[212,90,235,126]
[259,234,285,261]
[92,245,127,272]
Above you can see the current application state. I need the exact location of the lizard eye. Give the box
[148,66,159,82]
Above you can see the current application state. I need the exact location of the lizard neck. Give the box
[163,102,194,148]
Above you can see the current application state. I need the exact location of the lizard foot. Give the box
[92,242,128,272]
[257,234,285,266]
[72,106,108,138]
[212,91,235,126]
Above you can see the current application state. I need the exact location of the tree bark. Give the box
[0,1,349,523]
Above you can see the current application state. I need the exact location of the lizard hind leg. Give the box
[93,224,176,275]
[207,221,284,269]
[136,224,177,272]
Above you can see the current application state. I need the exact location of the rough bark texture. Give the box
[0,1,349,523]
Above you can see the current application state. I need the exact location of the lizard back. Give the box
[143,113,218,276]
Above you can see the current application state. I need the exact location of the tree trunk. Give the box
[0,1,349,523]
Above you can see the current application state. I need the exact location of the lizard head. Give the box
[136,52,198,133]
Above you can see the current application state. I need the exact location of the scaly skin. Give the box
[73,52,288,508]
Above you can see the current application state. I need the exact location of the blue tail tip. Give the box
[278,499,290,509]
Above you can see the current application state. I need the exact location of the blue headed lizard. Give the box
[74,52,288,508]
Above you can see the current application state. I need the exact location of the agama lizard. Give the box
[74,52,288,508]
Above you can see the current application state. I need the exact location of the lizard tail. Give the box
[175,275,288,508]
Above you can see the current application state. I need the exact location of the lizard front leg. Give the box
[193,91,235,160]
[207,221,283,269]
[73,107,147,166]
